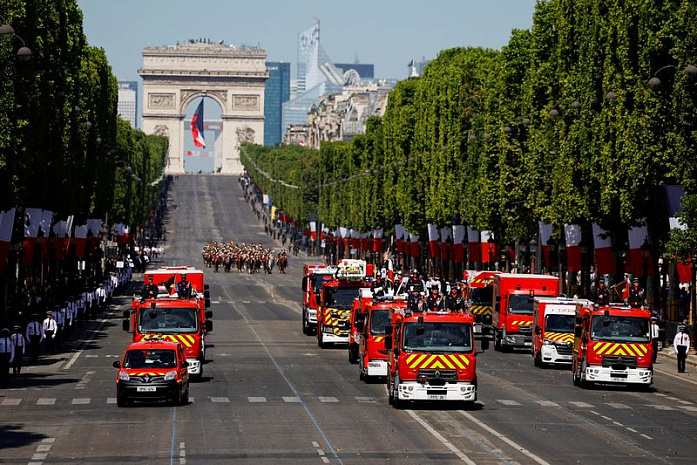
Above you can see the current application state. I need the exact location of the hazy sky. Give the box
[77,0,538,81]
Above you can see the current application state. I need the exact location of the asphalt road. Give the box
[2,174,696,464]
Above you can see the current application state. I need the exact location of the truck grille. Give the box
[517,325,532,334]
[602,355,637,369]
[418,369,457,383]
[555,345,572,356]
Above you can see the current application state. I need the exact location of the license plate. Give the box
[524,342,532,346]
[368,362,381,367]
[137,386,157,392]
[427,394,446,400]
[610,372,627,378]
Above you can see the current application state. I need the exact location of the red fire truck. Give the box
[492,274,559,351]
[301,264,335,335]
[123,297,212,380]
[532,297,591,367]
[316,259,370,348]
[466,270,499,338]
[572,303,653,388]
[355,296,407,381]
[348,288,374,364]
[385,310,488,407]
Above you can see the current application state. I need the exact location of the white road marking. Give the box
[606,402,631,409]
[497,399,522,406]
[242,300,250,304]
[75,371,96,390]
[355,396,376,403]
[654,393,667,396]
[612,421,624,427]
[641,434,653,440]
[248,396,267,403]
[665,396,680,401]
[627,428,638,433]
[458,410,551,465]
[42,438,55,443]
[107,398,116,404]
[72,398,91,405]
[210,397,230,403]
[36,444,52,452]
[600,415,613,421]
[682,406,697,412]
[318,396,338,403]
[569,401,593,408]
[649,404,676,411]
[63,349,84,370]
[85,354,98,358]
[31,453,48,460]
[37,398,56,405]
[1,398,21,406]
[407,410,477,465]
[283,396,301,403]
[536,400,559,407]
[678,400,694,405]
[311,442,320,448]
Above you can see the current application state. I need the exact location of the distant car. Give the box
[113,337,190,407]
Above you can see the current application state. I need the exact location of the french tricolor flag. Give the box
[191,100,206,148]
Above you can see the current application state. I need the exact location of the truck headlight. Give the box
[543,339,553,345]
[119,371,130,381]
[164,371,177,381]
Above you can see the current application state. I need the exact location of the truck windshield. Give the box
[402,322,472,353]
[123,349,177,369]
[370,310,391,335]
[508,295,534,314]
[324,287,360,309]
[590,315,650,342]
[139,307,198,334]
[545,314,574,332]
[469,287,492,305]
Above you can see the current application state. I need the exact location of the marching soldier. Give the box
[0,328,14,384]
[445,285,465,312]
[42,311,58,356]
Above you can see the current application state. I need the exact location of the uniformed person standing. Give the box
[445,286,465,312]
[0,328,14,384]
[651,317,660,363]
[673,325,691,373]
[176,275,193,299]
[42,311,58,355]
[25,313,44,363]
[10,325,26,375]
[591,280,610,306]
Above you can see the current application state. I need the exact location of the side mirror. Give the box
[384,325,393,335]
[384,335,392,350]
[181,361,189,368]
[122,320,130,332]
[480,338,490,351]
[205,311,213,319]
[356,321,364,333]
[205,320,213,332]
[113,360,121,369]
[534,325,542,335]
[205,298,211,308]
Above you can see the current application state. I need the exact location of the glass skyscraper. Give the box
[264,62,291,146]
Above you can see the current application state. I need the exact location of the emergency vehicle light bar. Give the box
[335,259,366,281]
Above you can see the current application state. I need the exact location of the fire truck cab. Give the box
[385,310,488,407]
[348,288,374,364]
[123,297,212,380]
[492,274,559,351]
[355,296,406,381]
[572,304,653,388]
[466,271,499,338]
[316,259,370,348]
[532,297,591,367]
[301,264,334,335]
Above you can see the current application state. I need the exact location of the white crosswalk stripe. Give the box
[248,397,267,403]
[355,397,377,403]
[1,398,21,406]
[649,405,676,411]
[72,398,91,405]
[536,400,558,407]
[606,402,631,409]
[37,398,56,405]
[497,399,522,406]
[569,401,593,408]
[318,396,338,403]
[283,396,301,403]
[210,397,230,403]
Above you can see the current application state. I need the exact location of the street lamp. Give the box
[0,15,32,61]
[648,63,697,88]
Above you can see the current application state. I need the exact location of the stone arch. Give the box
[139,42,268,175]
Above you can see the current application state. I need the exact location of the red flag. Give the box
[191,100,206,148]
[564,224,582,273]
[467,227,481,263]
[539,222,554,269]
[74,225,88,259]
[372,229,383,252]
[452,225,465,263]
[626,220,653,277]
[427,224,439,258]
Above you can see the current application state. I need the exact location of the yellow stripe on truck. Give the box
[404,354,470,369]
[592,342,649,357]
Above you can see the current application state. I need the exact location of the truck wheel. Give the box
[317,332,325,349]
[534,352,543,368]
[117,395,129,408]
[579,360,593,389]
[572,360,580,386]
[348,345,358,364]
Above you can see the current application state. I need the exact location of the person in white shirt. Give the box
[10,325,26,375]
[673,325,691,373]
[25,313,44,363]
[42,311,58,355]
[0,328,14,384]
[651,317,660,363]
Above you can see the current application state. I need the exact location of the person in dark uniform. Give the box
[25,313,43,363]
[407,287,424,314]
[591,280,610,306]
[626,278,644,308]
[176,274,193,299]
[425,286,444,313]
[141,275,159,300]
[10,325,26,375]
[445,285,465,312]
[0,328,14,385]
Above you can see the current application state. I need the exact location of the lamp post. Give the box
[0,15,32,61]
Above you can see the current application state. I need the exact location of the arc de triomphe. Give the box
[139,42,267,174]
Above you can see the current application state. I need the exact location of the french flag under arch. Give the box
[191,99,206,148]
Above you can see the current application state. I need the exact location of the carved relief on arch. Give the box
[235,125,256,151]
[148,93,175,109]
[153,124,169,137]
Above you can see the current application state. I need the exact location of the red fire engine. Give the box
[572,303,653,388]
[355,296,407,381]
[492,274,559,351]
[385,310,488,407]
[466,270,499,338]
[316,259,370,348]
[532,297,591,367]
[301,264,335,335]
[348,288,374,364]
